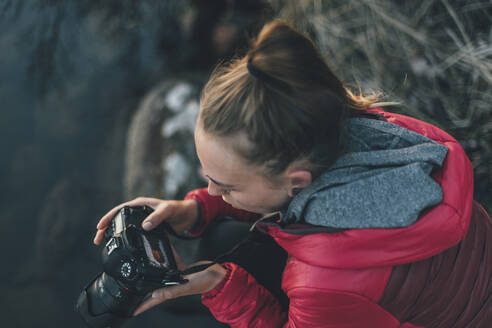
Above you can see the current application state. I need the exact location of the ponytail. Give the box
[199,20,382,177]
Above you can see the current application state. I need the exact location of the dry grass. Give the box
[270,0,492,212]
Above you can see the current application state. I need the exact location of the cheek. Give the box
[228,189,289,213]
[232,191,261,204]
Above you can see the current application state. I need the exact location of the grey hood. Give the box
[283,117,449,229]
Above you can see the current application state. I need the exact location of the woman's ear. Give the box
[286,169,312,197]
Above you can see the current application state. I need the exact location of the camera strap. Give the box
[166,213,284,280]
[159,223,218,276]
[179,262,216,276]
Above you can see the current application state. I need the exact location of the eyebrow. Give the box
[205,175,236,188]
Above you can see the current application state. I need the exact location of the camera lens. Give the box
[76,272,145,328]
[77,206,176,327]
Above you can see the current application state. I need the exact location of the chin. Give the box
[222,196,261,213]
[222,196,241,209]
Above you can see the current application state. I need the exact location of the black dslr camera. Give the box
[76,206,187,328]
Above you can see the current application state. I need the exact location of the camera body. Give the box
[101,205,185,290]
[76,206,186,328]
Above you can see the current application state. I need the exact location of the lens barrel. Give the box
[76,272,144,328]
[76,206,172,327]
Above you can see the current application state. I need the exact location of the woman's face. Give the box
[194,124,292,214]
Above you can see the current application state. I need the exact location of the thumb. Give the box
[141,202,174,231]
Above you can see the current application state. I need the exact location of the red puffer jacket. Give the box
[184,109,492,328]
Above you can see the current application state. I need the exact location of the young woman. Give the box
[94,20,492,327]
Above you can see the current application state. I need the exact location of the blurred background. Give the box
[1,0,490,327]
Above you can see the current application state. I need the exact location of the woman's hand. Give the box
[133,262,227,316]
[93,197,198,245]
[133,246,226,317]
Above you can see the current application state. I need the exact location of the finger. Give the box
[133,294,165,316]
[141,202,174,231]
[96,204,127,230]
[93,227,107,245]
[133,263,224,316]
[96,197,157,229]
[133,285,181,316]
[151,282,194,302]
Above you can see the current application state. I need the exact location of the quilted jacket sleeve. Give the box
[202,262,287,327]
[202,262,404,328]
[184,188,261,236]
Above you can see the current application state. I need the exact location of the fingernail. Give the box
[152,291,162,298]
[143,222,153,231]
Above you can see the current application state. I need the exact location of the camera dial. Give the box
[120,262,132,279]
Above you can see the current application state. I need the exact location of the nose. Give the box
[207,180,221,196]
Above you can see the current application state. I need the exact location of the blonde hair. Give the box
[199,20,383,178]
